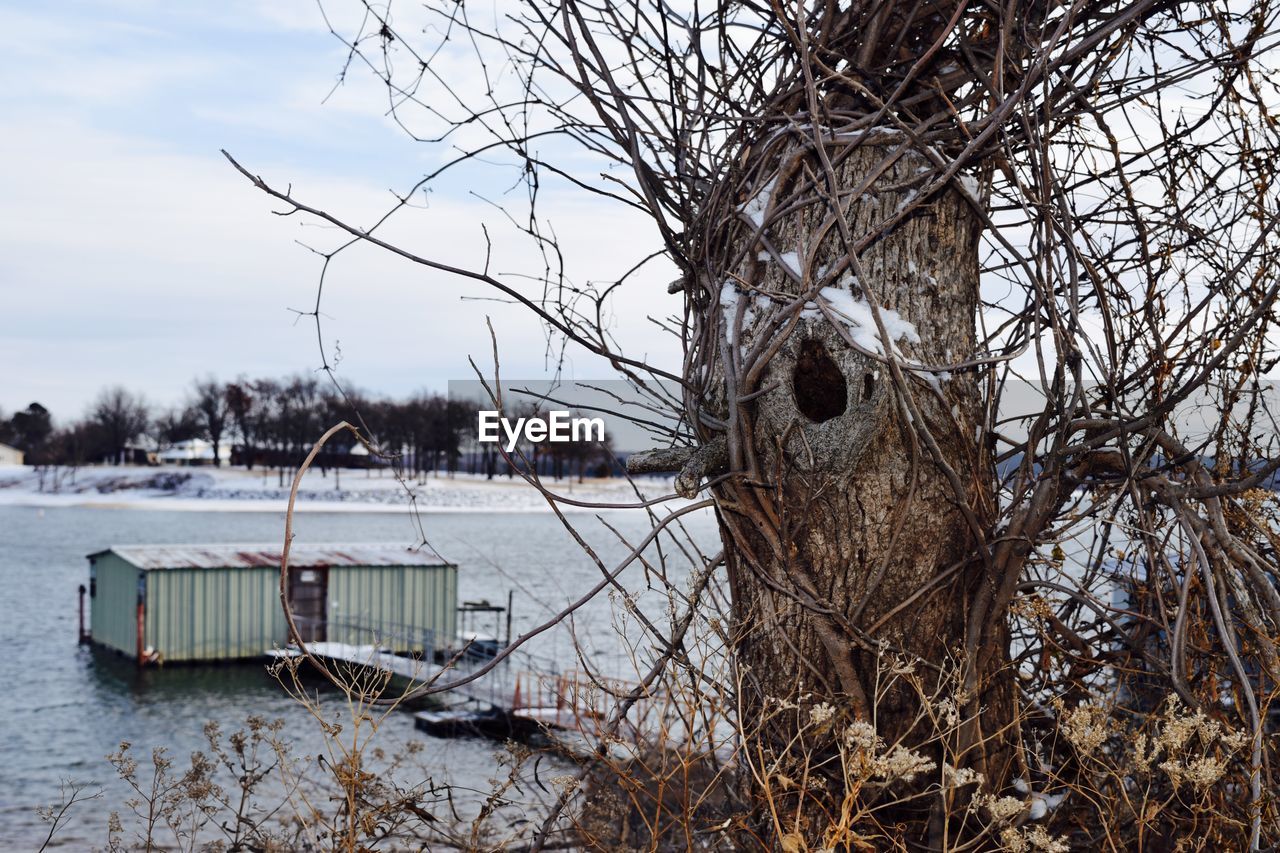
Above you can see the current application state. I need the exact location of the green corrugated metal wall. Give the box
[90,555,457,663]
[327,565,456,652]
[403,564,457,649]
[146,567,283,662]
[89,553,141,656]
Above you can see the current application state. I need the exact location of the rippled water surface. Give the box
[0,502,716,847]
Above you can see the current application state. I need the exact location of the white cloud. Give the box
[0,109,679,420]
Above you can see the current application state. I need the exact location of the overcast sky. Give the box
[0,1,680,423]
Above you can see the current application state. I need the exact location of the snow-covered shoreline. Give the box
[0,465,678,514]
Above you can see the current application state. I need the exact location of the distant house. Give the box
[86,543,458,664]
[119,435,159,466]
[157,438,231,466]
[0,443,24,466]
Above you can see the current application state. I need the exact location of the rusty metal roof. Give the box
[88,543,451,571]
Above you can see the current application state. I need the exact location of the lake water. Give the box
[0,503,717,847]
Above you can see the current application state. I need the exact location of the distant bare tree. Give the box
[2,402,52,459]
[89,387,149,466]
[191,376,229,467]
[224,379,256,469]
[154,406,202,453]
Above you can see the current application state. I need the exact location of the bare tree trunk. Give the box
[702,140,1010,842]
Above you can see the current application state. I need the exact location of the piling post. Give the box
[136,602,145,666]
[77,584,89,645]
[505,589,513,648]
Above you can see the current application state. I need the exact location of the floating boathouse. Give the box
[86,544,457,664]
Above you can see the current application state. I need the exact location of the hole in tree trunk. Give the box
[793,339,848,422]
[863,372,875,400]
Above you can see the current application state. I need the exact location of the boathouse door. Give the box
[287,567,328,642]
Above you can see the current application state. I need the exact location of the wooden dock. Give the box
[267,641,654,746]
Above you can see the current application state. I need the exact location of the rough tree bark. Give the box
[695,137,1011,842]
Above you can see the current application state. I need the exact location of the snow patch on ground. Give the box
[0,465,678,514]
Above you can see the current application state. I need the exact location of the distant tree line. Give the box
[0,376,619,482]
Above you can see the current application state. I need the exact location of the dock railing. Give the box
[508,669,659,734]
[288,615,438,660]
[281,618,662,732]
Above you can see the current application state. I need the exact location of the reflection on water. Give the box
[0,503,717,846]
